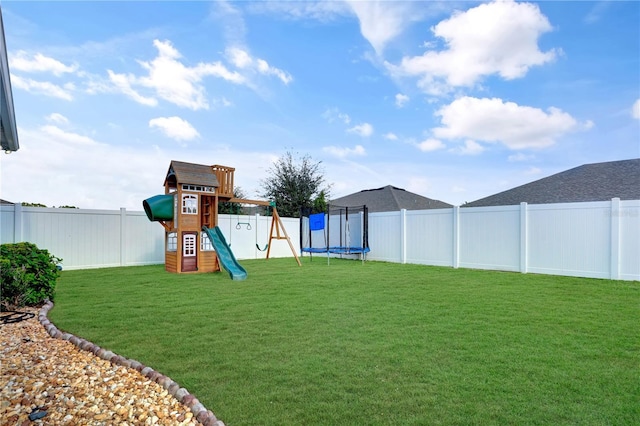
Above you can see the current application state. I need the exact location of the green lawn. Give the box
[49,258,639,425]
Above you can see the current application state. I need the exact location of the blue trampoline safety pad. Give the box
[302,246,370,254]
[309,213,325,231]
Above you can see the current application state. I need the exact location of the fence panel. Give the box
[124,210,165,266]
[22,207,123,269]
[616,200,639,280]
[405,209,453,266]
[0,205,16,243]
[367,211,402,263]
[458,206,521,272]
[527,202,611,279]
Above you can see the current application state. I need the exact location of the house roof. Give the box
[1,8,19,153]
[330,185,453,213]
[164,161,220,188]
[464,158,640,207]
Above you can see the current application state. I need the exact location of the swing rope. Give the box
[256,204,270,251]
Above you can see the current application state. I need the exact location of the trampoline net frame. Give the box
[299,204,369,258]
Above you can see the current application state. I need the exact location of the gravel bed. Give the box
[1,303,224,426]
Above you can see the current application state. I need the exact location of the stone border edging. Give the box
[38,300,224,426]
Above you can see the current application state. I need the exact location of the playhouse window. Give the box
[167,232,177,251]
[182,184,215,193]
[182,194,198,214]
[201,232,214,251]
[183,234,196,256]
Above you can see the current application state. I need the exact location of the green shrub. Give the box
[0,242,62,309]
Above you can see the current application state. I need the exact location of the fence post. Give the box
[520,202,528,274]
[120,208,127,266]
[400,209,407,264]
[453,206,459,268]
[610,198,620,280]
[13,202,23,243]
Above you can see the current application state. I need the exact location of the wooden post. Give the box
[267,207,301,266]
[227,198,301,266]
[213,196,219,227]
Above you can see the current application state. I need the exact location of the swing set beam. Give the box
[227,198,301,266]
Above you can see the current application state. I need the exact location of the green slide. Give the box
[202,226,248,281]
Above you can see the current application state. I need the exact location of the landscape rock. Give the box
[0,307,204,425]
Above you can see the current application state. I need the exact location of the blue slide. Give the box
[202,226,248,281]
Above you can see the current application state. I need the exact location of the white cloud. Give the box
[248,1,350,22]
[11,75,74,100]
[107,70,158,106]
[584,1,611,24]
[384,132,398,140]
[632,99,640,120]
[525,166,542,175]
[107,39,246,110]
[450,139,485,156]
[508,153,535,162]
[346,0,423,54]
[395,93,409,108]
[581,120,595,130]
[45,113,69,125]
[406,177,431,195]
[322,107,351,124]
[2,124,168,209]
[323,144,366,158]
[213,97,233,108]
[210,4,293,86]
[9,51,78,76]
[149,116,200,142]
[416,138,445,152]
[139,40,246,109]
[347,122,374,137]
[227,47,253,69]
[209,0,247,44]
[226,47,293,84]
[433,97,580,150]
[388,0,557,94]
[40,125,99,146]
[257,58,293,84]
[2,120,290,210]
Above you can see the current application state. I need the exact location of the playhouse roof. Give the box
[331,185,453,213]
[164,161,220,187]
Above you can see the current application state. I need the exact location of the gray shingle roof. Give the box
[463,159,640,207]
[331,185,453,213]
[164,161,220,188]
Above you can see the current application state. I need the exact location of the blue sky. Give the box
[1,0,638,210]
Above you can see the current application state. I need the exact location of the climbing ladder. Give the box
[200,195,215,229]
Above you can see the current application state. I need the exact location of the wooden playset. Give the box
[143,161,300,280]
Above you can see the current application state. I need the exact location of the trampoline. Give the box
[300,204,369,263]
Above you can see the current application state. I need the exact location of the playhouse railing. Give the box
[212,165,235,198]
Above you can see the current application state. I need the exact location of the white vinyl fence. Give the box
[0,204,300,270]
[2,199,638,281]
[367,199,639,281]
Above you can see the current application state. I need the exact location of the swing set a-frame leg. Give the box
[266,207,302,266]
